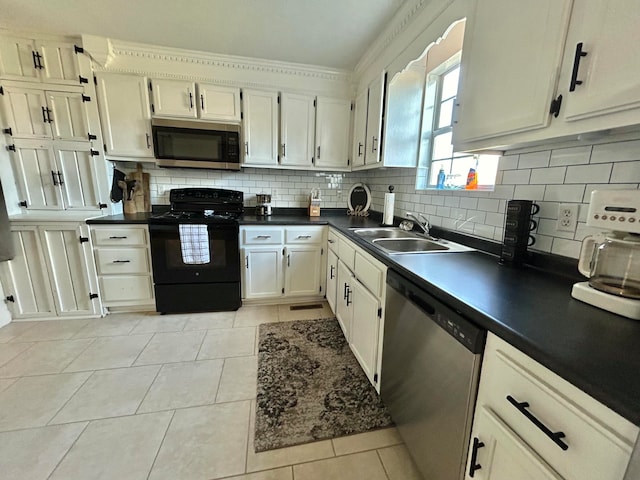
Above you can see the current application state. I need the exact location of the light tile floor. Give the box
[0,302,423,480]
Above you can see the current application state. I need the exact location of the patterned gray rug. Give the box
[255,317,393,452]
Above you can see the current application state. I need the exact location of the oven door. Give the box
[149,222,240,285]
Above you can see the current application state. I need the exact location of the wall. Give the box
[123,162,362,208]
[364,138,640,259]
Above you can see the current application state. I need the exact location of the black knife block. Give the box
[500,200,538,266]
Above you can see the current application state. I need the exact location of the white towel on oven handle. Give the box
[178,224,211,265]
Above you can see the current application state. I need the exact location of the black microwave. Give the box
[151,118,241,170]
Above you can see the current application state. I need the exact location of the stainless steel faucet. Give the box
[405,211,431,236]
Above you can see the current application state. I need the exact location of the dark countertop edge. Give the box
[83,208,639,424]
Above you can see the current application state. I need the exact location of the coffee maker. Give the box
[572,190,640,319]
[256,193,272,216]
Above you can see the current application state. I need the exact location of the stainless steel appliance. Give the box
[572,189,640,319]
[148,188,243,313]
[382,270,485,480]
[151,119,241,170]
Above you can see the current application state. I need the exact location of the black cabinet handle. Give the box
[287,254,290,267]
[145,133,151,149]
[317,146,321,159]
[569,42,588,92]
[32,51,43,69]
[42,106,48,124]
[468,437,484,477]
[330,265,335,279]
[189,91,194,109]
[346,287,352,306]
[245,142,249,155]
[112,260,131,263]
[358,142,363,157]
[108,236,128,239]
[46,108,53,123]
[32,51,39,69]
[343,282,349,300]
[5,295,15,303]
[506,395,568,451]
[56,171,64,185]
[200,94,204,110]
[371,137,378,153]
[282,143,286,157]
[51,170,59,186]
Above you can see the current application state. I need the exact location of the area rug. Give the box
[255,317,393,452]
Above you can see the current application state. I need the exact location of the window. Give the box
[416,56,498,190]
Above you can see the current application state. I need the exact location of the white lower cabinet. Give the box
[327,228,386,390]
[0,222,101,319]
[90,225,154,309]
[466,333,639,480]
[326,248,338,313]
[240,225,326,301]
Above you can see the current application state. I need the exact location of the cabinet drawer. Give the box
[95,248,150,275]
[99,275,154,304]
[92,227,147,246]
[479,335,637,480]
[338,237,356,271]
[242,227,283,245]
[354,252,385,298]
[328,229,339,252]
[284,226,324,244]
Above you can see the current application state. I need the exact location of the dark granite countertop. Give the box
[85,210,640,426]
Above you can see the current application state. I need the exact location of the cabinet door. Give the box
[559,0,640,123]
[335,259,354,341]
[314,97,351,169]
[37,41,81,86]
[365,73,385,165]
[242,89,279,166]
[242,247,283,299]
[280,92,315,167]
[95,73,154,158]
[0,227,55,318]
[326,249,338,314]
[39,225,99,316]
[0,35,39,82]
[10,139,63,210]
[54,142,102,211]
[150,78,197,119]
[284,245,322,297]
[454,0,573,146]
[466,407,562,480]
[352,89,368,168]
[198,83,241,122]
[46,91,90,141]
[1,86,51,139]
[350,279,381,386]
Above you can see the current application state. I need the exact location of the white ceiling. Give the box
[0,0,408,70]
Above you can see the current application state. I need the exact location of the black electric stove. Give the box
[148,188,243,313]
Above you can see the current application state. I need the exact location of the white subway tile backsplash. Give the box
[502,169,531,185]
[498,155,518,170]
[549,146,592,166]
[582,183,640,202]
[531,234,553,253]
[529,167,566,185]
[591,140,640,163]
[459,197,478,210]
[490,185,516,199]
[518,151,551,169]
[565,163,613,184]
[537,218,574,239]
[551,238,582,258]
[611,161,640,183]
[444,196,460,208]
[436,206,451,217]
[477,198,500,212]
[536,201,559,219]
[485,212,505,228]
[514,185,546,200]
[544,184,585,202]
[474,224,495,238]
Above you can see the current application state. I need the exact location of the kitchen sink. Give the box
[350,227,474,254]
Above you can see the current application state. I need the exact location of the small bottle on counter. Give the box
[436,168,446,189]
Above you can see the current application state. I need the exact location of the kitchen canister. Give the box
[383,185,395,226]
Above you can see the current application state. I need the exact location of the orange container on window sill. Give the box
[465,168,478,190]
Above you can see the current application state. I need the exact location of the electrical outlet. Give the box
[556,203,578,232]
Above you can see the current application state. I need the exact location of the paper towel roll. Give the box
[383,192,395,225]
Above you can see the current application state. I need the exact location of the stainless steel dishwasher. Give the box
[381,270,485,480]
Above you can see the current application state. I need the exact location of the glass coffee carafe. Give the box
[578,232,640,299]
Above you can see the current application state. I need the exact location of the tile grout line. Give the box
[134,364,165,415]
[45,420,91,480]
[145,409,176,480]
[194,327,210,361]
[130,332,158,366]
[376,449,392,480]
[45,370,96,426]
[214,358,226,404]
[59,337,99,373]
[0,342,36,370]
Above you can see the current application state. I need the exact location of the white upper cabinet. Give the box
[198,83,241,122]
[365,72,385,165]
[46,90,91,142]
[558,0,640,123]
[280,92,315,168]
[352,89,368,168]
[150,78,197,119]
[0,35,82,85]
[314,96,351,170]
[95,73,154,158]
[454,0,573,147]
[242,89,279,166]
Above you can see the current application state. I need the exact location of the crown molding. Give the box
[106,39,351,84]
[354,0,451,78]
